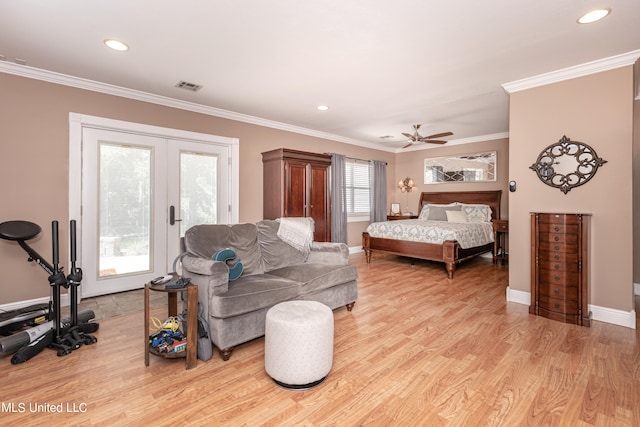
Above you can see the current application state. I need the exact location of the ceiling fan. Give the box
[401,124,453,149]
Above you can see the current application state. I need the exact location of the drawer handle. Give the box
[554,226,560,232]
[554,236,560,242]
[554,254,560,260]
[554,264,560,270]
[554,288,560,294]
[554,303,560,309]
[554,245,560,250]
[554,275,560,281]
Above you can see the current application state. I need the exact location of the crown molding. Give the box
[635,58,640,100]
[397,132,510,153]
[502,49,640,94]
[0,61,396,152]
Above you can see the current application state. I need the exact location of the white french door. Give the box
[166,139,230,269]
[72,115,238,298]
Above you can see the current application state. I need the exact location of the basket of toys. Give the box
[148,317,187,357]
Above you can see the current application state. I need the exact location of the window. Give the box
[345,159,370,219]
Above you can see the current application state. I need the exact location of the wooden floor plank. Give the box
[0,253,638,426]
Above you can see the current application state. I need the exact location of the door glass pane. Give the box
[180,152,218,235]
[99,144,152,277]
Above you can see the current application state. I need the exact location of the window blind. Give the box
[345,160,370,215]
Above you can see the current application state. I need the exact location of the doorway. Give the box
[69,114,239,298]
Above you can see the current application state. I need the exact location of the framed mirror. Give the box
[529,135,607,194]
[424,151,496,184]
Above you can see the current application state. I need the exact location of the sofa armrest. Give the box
[181,254,230,295]
[306,242,349,265]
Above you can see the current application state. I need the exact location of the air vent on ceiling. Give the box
[175,80,203,92]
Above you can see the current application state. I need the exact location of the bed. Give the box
[362,190,502,279]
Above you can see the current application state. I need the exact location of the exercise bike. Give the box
[0,219,98,362]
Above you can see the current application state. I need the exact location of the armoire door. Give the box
[285,160,308,217]
[309,163,331,242]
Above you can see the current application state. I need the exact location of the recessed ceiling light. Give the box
[577,9,611,24]
[104,39,129,51]
[317,105,329,111]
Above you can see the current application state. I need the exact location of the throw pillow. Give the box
[211,248,244,281]
[428,204,461,221]
[446,210,469,223]
[458,203,492,222]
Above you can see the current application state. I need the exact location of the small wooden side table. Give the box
[144,278,198,369]
[493,219,509,263]
[387,215,418,221]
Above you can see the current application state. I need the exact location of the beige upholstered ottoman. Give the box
[264,300,334,389]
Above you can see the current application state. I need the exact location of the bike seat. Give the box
[0,221,42,241]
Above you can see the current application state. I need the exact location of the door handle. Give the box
[169,206,182,226]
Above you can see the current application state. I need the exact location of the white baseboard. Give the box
[506,286,636,330]
[506,286,531,305]
[0,294,71,313]
[349,246,363,254]
[590,305,637,329]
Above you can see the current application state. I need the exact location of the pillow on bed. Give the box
[446,210,468,223]
[418,205,429,220]
[458,203,492,222]
[427,204,461,221]
[418,203,457,220]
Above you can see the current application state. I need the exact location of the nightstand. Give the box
[387,215,418,221]
[493,219,508,263]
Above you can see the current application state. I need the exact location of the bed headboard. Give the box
[418,190,502,220]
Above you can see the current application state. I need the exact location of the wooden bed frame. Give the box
[362,190,502,279]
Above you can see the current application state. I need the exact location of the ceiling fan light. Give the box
[577,9,610,24]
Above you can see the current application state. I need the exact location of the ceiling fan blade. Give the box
[401,132,415,140]
[424,140,448,144]
[425,131,453,139]
[402,142,414,149]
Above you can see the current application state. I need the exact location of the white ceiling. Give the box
[1,1,639,152]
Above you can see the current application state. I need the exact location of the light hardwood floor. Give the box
[1,253,638,426]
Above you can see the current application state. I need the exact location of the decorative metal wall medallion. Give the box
[529,135,607,194]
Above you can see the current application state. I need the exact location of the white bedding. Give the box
[365,219,494,249]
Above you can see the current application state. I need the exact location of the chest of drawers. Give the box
[530,213,591,326]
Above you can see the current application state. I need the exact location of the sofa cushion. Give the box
[184,223,265,276]
[209,274,299,318]
[268,263,358,294]
[256,220,306,272]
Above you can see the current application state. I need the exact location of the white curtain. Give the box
[330,153,348,243]
[369,160,387,223]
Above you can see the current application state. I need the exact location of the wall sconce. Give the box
[398,177,415,193]
[398,177,416,214]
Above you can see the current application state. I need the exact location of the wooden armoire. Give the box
[262,148,331,242]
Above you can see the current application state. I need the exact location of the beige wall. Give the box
[634,98,640,284]
[394,139,510,218]
[2,67,635,312]
[0,73,394,304]
[508,66,635,312]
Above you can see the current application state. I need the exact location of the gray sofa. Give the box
[181,220,358,361]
